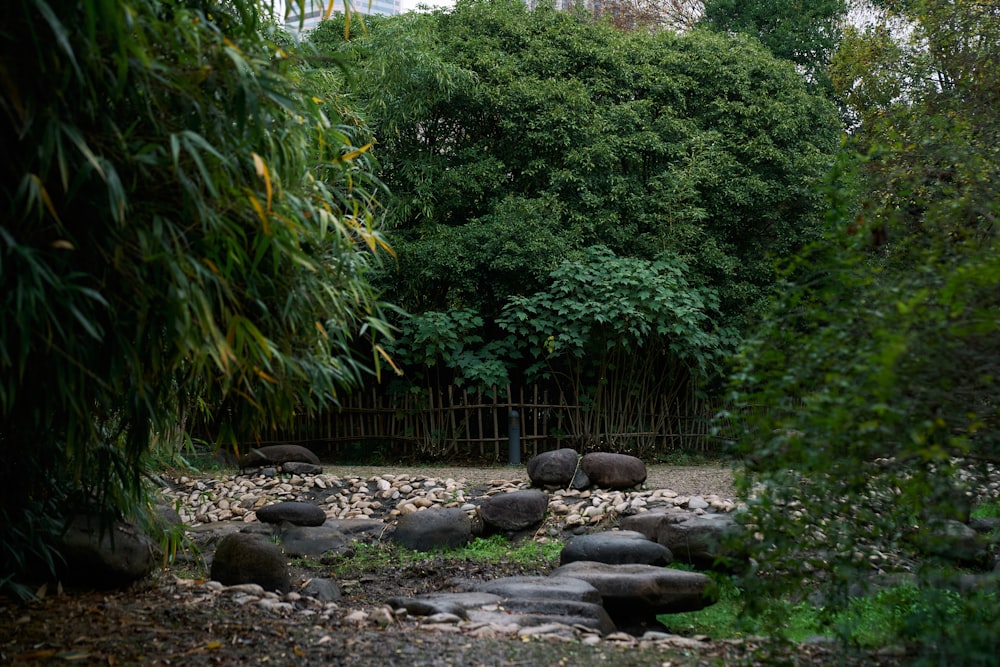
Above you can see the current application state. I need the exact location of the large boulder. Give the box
[56,515,160,588]
[527,448,580,488]
[210,533,290,593]
[621,511,743,570]
[394,508,472,552]
[239,444,320,469]
[560,531,673,567]
[256,501,327,527]
[551,561,717,633]
[477,490,548,532]
[580,452,646,489]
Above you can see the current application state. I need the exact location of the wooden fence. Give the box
[259,384,738,461]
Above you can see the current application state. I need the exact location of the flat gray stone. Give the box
[387,592,503,619]
[472,575,602,604]
[560,530,673,566]
[551,561,716,631]
[256,501,327,527]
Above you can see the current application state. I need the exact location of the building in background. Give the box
[284,0,402,34]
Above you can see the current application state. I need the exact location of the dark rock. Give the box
[477,489,548,532]
[969,516,1000,533]
[300,577,341,602]
[278,525,349,558]
[621,511,742,570]
[472,575,603,604]
[256,501,327,527]
[551,561,717,633]
[56,515,160,588]
[500,598,616,634]
[560,531,673,566]
[210,533,290,593]
[527,448,580,488]
[239,444,320,468]
[281,461,323,475]
[151,498,184,532]
[910,519,987,565]
[394,508,471,552]
[465,576,615,634]
[571,468,591,490]
[580,452,647,489]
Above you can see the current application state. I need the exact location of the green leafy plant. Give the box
[1,0,391,590]
[498,246,734,453]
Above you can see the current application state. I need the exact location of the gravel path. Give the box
[319,463,738,498]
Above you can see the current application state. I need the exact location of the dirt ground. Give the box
[0,464,899,666]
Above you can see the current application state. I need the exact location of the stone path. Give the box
[157,466,739,644]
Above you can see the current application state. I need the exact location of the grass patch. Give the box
[972,498,1000,519]
[657,573,825,642]
[330,534,563,574]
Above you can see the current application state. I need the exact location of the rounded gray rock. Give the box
[527,448,580,487]
[477,489,549,532]
[580,452,647,489]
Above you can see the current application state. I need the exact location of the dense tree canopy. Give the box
[0,0,391,591]
[310,0,841,382]
[700,0,848,85]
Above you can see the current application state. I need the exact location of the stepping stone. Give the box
[477,489,548,532]
[462,576,615,634]
[256,501,326,527]
[527,448,580,487]
[560,530,673,566]
[620,511,742,570]
[387,592,502,620]
[394,507,471,551]
[472,575,603,604]
[484,599,615,635]
[580,452,647,489]
[551,561,717,634]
